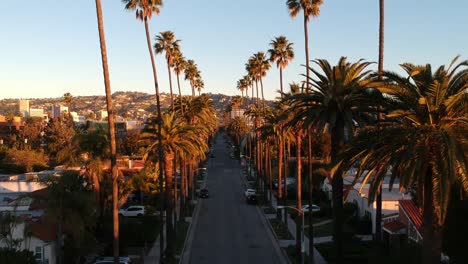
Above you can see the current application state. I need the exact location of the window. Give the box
[35,246,42,262]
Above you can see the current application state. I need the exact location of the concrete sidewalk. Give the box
[264,188,327,264]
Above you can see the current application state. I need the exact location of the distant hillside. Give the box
[0,92,259,121]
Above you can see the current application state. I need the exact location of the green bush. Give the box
[0,248,36,264]
[0,163,26,173]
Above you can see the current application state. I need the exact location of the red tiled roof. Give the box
[383,220,406,233]
[399,199,422,233]
[27,221,56,242]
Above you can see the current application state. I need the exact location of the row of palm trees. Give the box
[233,55,467,264]
[95,0,215,263]
[228,2,466,264]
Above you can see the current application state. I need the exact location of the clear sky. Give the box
[1,0,467,100]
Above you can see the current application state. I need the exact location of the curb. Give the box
[256,206,291,264]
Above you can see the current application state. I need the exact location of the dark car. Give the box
[199,188,209,198]
[246,194,257,204]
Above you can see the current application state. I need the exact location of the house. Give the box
[383,199,423,243]
[322,169,412,234]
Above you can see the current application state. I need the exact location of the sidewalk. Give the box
[265,188,327,264]
[143,222,166,263]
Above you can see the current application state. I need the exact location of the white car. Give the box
[118,205,145,217]
[244,189,256,197]
[301,204,320,213]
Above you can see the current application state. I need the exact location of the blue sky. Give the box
[1,0,467,100]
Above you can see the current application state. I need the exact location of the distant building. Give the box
[18,99,29,117]
[51,105,68,118]
[99,110,108,120]
[28,108,48,122]
[230,108,245,119]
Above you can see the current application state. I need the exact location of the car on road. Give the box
[244,189,256,197]
[94,256,131,264]
[301,204,321,213]
[118,205,145,217]
[198,188,209,198]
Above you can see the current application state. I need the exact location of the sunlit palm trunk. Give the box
[295,129,302,257]
[331,119,345,263]
[375,0,385,243]
[167,61,174,111]
[143,17,165,259]
[164,152,175,257]
[94,1,120,262]
[303,12,310,92]
[179,157,186,222]
[176,74,184,116]
[283,139,290,224]
[280,67,284,97]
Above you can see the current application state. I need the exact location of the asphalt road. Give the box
[187,132,283,264]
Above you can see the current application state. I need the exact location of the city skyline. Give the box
[1,0,467,100]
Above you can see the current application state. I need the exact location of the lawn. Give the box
[316,240,423,264]
[304,221,333,237]
[269,218,293,240]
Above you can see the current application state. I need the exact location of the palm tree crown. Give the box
[123,0,162,20]
[287,0,323,21]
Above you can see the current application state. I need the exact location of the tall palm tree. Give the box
[122,0,165,260]
[141,112,208,259]
[343,57,468,264]
[286,57,382,262]
[249,52,271,104]
[375,0,385,242]
[172,49,186,114]
[268,36,295,97]
[184,59,199,97]
[194,75,204,96]
[287,0,323,91]
[94,1,120,262]
[154,31,180,111]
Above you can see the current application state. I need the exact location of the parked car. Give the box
[246,194,257,204]
[118,205,145,217]
[301,204,321,213]
[199,188,209,198]
[244,189,256,197]
[94,256,131,264]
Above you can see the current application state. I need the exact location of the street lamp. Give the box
[276,205,305,264]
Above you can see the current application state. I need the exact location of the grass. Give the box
[263,206,277,214]
[269,218,293,240]
[283,245,309,264]
[119,216,160,248]
[304,221,334,237]
[316,239,423,264]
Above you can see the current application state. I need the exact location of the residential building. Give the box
[18,99,30,117]
[51,105,68,118]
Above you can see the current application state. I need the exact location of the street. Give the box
[187,132,283,264]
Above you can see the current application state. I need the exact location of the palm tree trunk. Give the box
[277,135,283,221]
[255,80,259,106]
[179,157,186,222]
[376,0,385,242]
[176,74,184,116]
[308,131,315,263]
[167,61,174,111]
[295,129,302,259]
[283,139,289,224]
[422,168,442,264]
[94,2,119,262]
[260,78,265,108]
[143,17,165,260]
[331,119,345,264]
[164,153,175,258]
[303,12,310,93]
[280,67,284,98]
[191,80,195,97]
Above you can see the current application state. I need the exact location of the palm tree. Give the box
[94,1,120,262]
[286,57,382,262]
[141,112,208,259]
[344,57,468,264]
[194,75,204,96]
[154,31,180,111]
[287,0,323,91]
[375,0,385,242]
[184,59,199,97]
[122,0,165,260]
[172,49,187,115]
[268,36,294,97]
[249,52,271,105]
